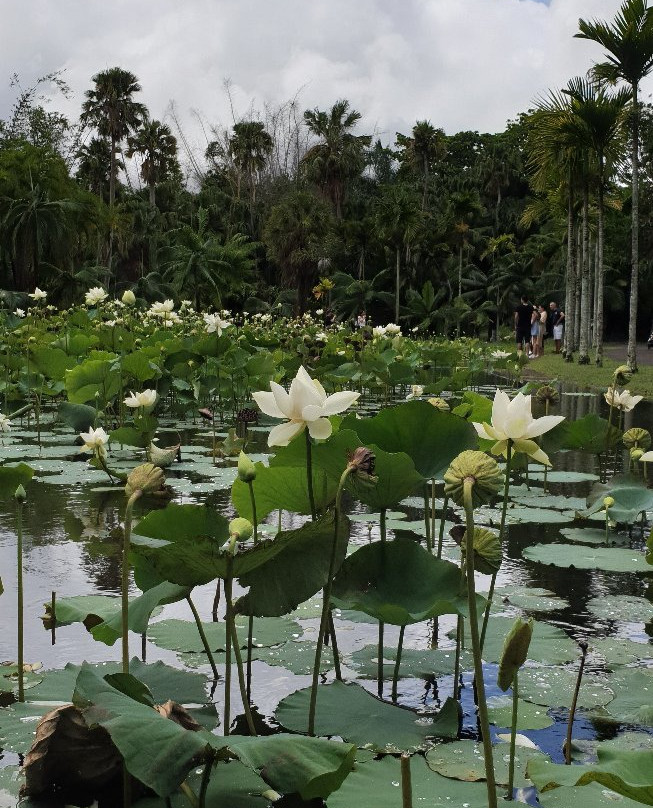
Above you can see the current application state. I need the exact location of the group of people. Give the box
[514,295,565,358]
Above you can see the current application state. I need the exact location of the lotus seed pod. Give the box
[428,397,450,411]
[497,617,533,692]
[613,365,632,387]
[622,427,651,450]
[444,450,502,507]
[237,451,257,483]
[125,463,165,497]
[631,448,645,462]
[603,496,615,509]
[346,447,378,487]
[229,517,253,541]
[14,484,26,503]
[460,527,502,575]
[535,384,559,406]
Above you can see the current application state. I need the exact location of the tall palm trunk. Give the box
[578,181,591,364]
[627,83,639,371]
[395,246,401,323]
[563,178,575,359]
[573,221,582,351]
[595,160,606,366]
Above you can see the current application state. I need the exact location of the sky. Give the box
[1,0,650,162]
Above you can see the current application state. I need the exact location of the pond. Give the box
[0,382,652,808]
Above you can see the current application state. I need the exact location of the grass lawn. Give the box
[522,352,653,399]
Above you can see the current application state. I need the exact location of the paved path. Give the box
[602,342,653,367]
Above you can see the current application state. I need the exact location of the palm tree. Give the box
[482,233,516,340]
[576,0,653,370]
[302,100,371,219]
[446,191,484,334]
[76,137,116,201]
[396,121,446,210]
[228,121,274,234]
[81,68,147,209]
[374,185,422,322]
[126,118,179,208]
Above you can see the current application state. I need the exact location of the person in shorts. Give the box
[549,301,564,354]
[514,295,534,352]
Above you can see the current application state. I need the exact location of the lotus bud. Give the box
[428,397,450,411]
[444,450,502,507]
[497,617,533,691]
[14,484,26,504]
[603,496,615,509]
[613,365,632,387]
[229,517,253,541]
[346,447,377,485]
[125,463,165,498]
[121,290,136,305]
[631,448,645,463]
[460,527,502,575]
[623,427,651,451]
[237,451,257,483]
[535,385,559,406]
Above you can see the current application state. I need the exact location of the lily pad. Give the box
[147,616,301,653]
[486,695,553,730]
[253,639,331,676]
[560,527,631,546]
[587,595,653,623]
[528,470,600,483]
[523,544,652,573]
[597,668,653,725]
[347,644,460,679]
[589,637,653,666]
[275,680,459,753]
[458,616,579,665]
[0,661,43,693]
[535,781,644,808]
[518,668,614,709]
[492,586,569,614]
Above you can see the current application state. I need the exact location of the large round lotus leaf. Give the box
[0,662,42,693]
[232,462,333,521]
[518,668,614,709]
[253,639,332,676]
[505,507,574,525]
[492,586,569,614]
[560,526,630,546]
[275,681,459,753]
[340,400,478,480]
[327,755,503,808]
[486,695,553,730]
[0,701,50,753]
[536,782,644,808]
[330,537,474,626]
[512,493,587,512]
[570,732,653,765]
[0,767,20,803]
[598,668,653,725]
[457,616,578,665]
[147,616,301,653]
[587,595,653,623]
[347,644,460,679]
[346,445,425,511]
[590,637,653,666]
[528,470,599,483]
[557,414,621,455]
[425,739,549,787]
[523,544,652,573]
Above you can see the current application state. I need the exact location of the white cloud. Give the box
[0,0,648,165]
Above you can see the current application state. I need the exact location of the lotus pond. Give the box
[0,302,651,808]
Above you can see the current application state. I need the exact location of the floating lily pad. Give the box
[486,695,554,730]
[506,507,574,524]
[492,586,569,614]
[560,527,631,546]
[0,662,42,693]
[528,471,599,483]
[518,668,614,709]
[253,639,331,676]
[148,616,301,653]
[425,739,549,787]
[0,767,21,803]
[327,755,503,808]
[349,511,407,523]
[589,637,653,666]
[512,494,587,511]
[0,701,48,753]
[347,644,460,679]
[597,668,653,725]
[523,544,652,573]
[535,781,644,808]
[587,596,653,623]
[457,617,579,665]
[275,681,459,753]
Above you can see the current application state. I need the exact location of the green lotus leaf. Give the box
[331,537,476,626]
[535,781,644,808]
[523,543,652,573]
[346,445,424,510]
[486,695,553,730]
[276,680,459,753]
[518,668,614,709]
[231,463,332,520]
[0,462,34,498]
[598,668,653,725]
[456,616,578,665]
[560,413,621,454]
[583,475,653,524]
[147,616,301,653]
[426,739,549,787]
[587,595,653,623]
[491,586,569,614]
[57,401,97,432]
[347,644,460,679]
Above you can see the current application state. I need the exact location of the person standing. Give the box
[537,304,547,356]
[514,294,534,352]
[549,301,564,354]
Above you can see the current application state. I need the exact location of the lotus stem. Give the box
[543,401,549,493]
[378,507,387,697]
[247,479,258,697]
[327,610,342,681]
[392,625,405,702]
[179,781,199,808]
[224,569,233,736]
[186,595,219,679]
[16,494,24,703]
[401,754,413,808]
[423,483,432,552]
[212,581,220,622]
[308,465,352,736]
[198,756,213,808]
[51,590,56,646]
[437,494,448,559]
[305,429,317,521]
[453,615,462,702]
[507,671,518,800]
[122,490,143,675]
[565,640,588,765]
[141,632,146,661]
[480,440,512,653]
[463,478,497,808]
[228,607,257,735]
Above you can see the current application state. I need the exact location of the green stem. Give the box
[122,490,143,675]
[246,480,258,697]
[391,625,405,702]
[228,607,257,735]
[179,781,199,808]
[605,507,610,546]
[327,609,342,681]
[401,754,413,808]
[463,478,497,808]
[565,642,588,764]
[507,671,518,800]
[308,465,352,736]
[224,568,233,736]
[198,756,213,808]
[305,429,317,521]
[423,483,432,552]
[16,497,24,703]
[186,595,219,679]
[437,494,448,559]
[378,507,387,697]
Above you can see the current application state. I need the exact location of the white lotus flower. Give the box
[604,387,643,412]
[85,286,108,306]
[15,309,25,318]
[80,426,109,458]
[121,290,136,305]
[0,413,11,432]
[406,385,424,400]
[203,313,231,335]
[29,287,47,301]
[124,389,158,409]
[639,451,653,463]
[150,300,175,317]
[253,365,360,447]
[491,350,511,359]
[372,326,386,339]
[385,323,401,335]
[316,308,324,315]
[473,389,564,466]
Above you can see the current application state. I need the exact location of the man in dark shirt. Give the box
[549,301,564,354]
[514,295,534,352]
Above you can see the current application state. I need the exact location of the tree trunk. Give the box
[627,82,639,372]
[578,181,591,365]
[563,178,575,359]
[595,162,605,367]
[395,246,400,323]
[573,216,582,352]
[148,182,156,209]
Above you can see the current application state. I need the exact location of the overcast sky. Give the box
[2,0,651,159]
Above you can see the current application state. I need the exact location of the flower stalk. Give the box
[15,485,26,702]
